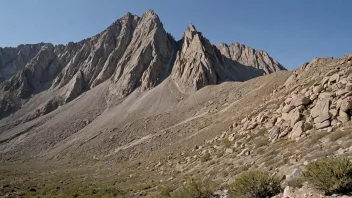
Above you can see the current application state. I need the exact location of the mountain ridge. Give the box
[0,9,285,120]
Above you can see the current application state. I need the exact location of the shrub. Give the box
[329,130,350,141]
[228,170,282,198]
[159,184,174,197]
[222,139,232,148]
[302,157,352,195]
[170,179,214,198]
[254,137,269,148]
[200,153,211,163]
[287,177,303,188]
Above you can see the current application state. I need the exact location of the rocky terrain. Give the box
[0,9,352,198]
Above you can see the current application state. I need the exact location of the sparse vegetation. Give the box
[302,157,352,195]
[309,131,328,144]
[228,170,282,198]
[200,153,211,163]
[329,130,350,141]
[170,179,214,198]
[287,176,303,188]
[254,137,269,148]
[222,139,232,148]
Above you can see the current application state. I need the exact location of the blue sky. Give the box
[0,0,351,70]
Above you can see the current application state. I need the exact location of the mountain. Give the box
[14,9,352,198]
[0,10,284,120]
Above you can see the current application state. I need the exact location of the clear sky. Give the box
[0,0,351,70]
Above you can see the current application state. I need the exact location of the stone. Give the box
[282,105,295,113]
[338,99,352,112]
[329,109,338,117]
[331,119,339,126]
[336,89,349,96]
[311,99,330,118]
[313,85,324,94]
[319,92,335,100]
[288,109,300,127]
[313,112,331,124]
[337,110,350,123]
[269,126,281,141]
[289,121,304,139]
[291,94,310,107]
[329,73,340,84]
[316,120,330,129]
[246,123,258,130]
[225,148,234,154]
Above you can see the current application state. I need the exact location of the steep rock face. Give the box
[171,25,272,93]
[52,12,140,90]
[109,10,175,97]
[218,42,285,74]
[0,10,285,120]
[0,44,45,83]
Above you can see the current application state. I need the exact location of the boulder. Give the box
[315,120,330,129]
[329,73,340,84]
[337,110,350,123]
[329,109,338,117]
[313,112,331,124]
[311,99,330,118]
[313,85,324,94]
[291,94,310,107]
[282,105,294,113]
[289,121,304,139]
[336,89,349,96]
[337,99,352,112]
[269,126,281,141]
[288,109,300,127]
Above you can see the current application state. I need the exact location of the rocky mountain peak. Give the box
[0,10,285,119]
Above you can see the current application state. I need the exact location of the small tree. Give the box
[228,170,282,198]
[302,157,352,195]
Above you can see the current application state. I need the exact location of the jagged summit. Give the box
[0,10,284,119]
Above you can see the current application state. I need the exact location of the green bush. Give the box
[170,179,214,198]
[302,157,352,195]
[228,170,282,198]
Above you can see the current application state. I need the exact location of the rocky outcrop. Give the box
[218,42,286,74]
[0,10,285,119]
[224,54,352,143]
[171,25,278,93]
[109,10,176,97]
[0,43,45,83]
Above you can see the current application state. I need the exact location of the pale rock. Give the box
[284,97,292,104]
[318,92,335,100]
[311,99,330,118]
[331,119,339,126]
[313,112,331,124]
[336,89,349,96]
[313,85,324,94]
[329,109,338,117]
[291,94,310,107]
[329,73,340,84]
[337,99,352,112]
[269,126,281,141]
[282,105,295,113]
[309,94,318,101]
[337,110,350,123]
[315,120,330,129]
[225,148,234,154]
[288,109,300,127]
[289,121,304,139]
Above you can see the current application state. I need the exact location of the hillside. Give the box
[1,10,352,198]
